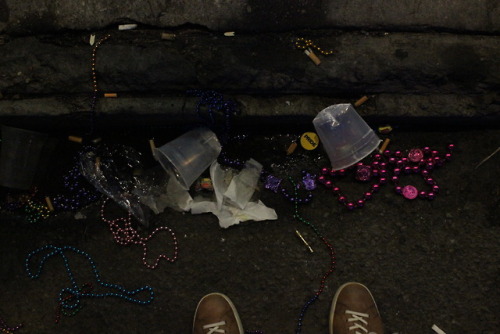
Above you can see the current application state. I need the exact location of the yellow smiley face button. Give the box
[300,132,320,150]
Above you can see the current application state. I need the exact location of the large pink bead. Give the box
[332,186,341,194]
[402,185,418,199]
[408,148,424,162]
[357,199,365,207]
[321,167,329,175]
[346,202,355,210]
[338,196,347,203]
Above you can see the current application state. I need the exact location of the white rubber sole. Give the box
[193,292,244,334]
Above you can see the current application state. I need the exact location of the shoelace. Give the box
[203,321,226,334]
[346,310,377,334]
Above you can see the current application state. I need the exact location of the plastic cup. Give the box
[313,104,381,170]
[0,125,49,190]
[155,127,221,190]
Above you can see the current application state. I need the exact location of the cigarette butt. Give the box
[45,197,54,211]
[68,135,83,143]
[354,96,369,107]
[286,142,298,155]
[89,34,96,46]
[118,24,137,30]
[431,325,446,334]
[295,230,314,253]
[95,157,101,169]
[224,31,235,37]
[149,139,157,158]
[161,32,176,40]
[304,48,321,65]
[104,93,117,98]
[379,138,390,153]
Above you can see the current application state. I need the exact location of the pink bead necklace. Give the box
[317,144,455,209]
[100,199,179,269]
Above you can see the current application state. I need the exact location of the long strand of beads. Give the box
[25,245,154,320]
[288,177,336,334]
[89,34,111,135]
[100,200,179,269]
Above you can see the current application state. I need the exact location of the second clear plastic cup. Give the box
[0,125,49,190]
[155,127,222,190]
[313,104,381,170]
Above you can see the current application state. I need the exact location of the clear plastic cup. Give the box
[0,125,49,190]
[313,104,381,170]
[155,127,221,190]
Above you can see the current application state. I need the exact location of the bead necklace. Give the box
[52,152,101,211]
[0,317,22,334]
[390,144,454,200]
[55,282,93,323]
[317,159,388,210]
[287,177,336,334]
[277,171,316,204]
[89,34,111,135]
[100,200,179,269]
[294,37,334,55]
[23,199,51,224]
[25,245,154,321]
[188,90,246,169]
[316,144,455,208]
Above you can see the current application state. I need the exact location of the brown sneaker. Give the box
[329,282,385,334]
[193,293,244,334]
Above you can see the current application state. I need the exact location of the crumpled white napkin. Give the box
[152,158,277,228]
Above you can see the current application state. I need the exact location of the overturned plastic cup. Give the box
[313,104,381,170]
[155,127,222,190]
[0,125,49,190]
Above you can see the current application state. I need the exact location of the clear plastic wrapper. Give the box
[79,144,151,226]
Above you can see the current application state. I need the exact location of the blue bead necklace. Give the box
[25,245,154,321]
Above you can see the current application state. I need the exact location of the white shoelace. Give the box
[346,310,377,334]
[203,321,226,334]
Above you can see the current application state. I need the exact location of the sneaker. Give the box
[329,282,385,334]
[193,292,244,334]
